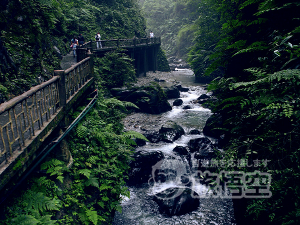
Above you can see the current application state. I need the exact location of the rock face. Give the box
[153,187,200,216]
[128,150,164,184]
[159,121,185,143]
[110,85,172,114]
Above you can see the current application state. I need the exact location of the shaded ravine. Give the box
[113,70,236,225]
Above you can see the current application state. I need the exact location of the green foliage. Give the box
[94,50,136,88]
[4,190,61,224]
[140,0,199,58]
[157,47,171,72]
[190,0,300,224]
[0,0,146,99]
[187,0,223,82]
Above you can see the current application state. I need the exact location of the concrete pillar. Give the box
[143,47,147,76]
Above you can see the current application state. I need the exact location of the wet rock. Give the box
[188,137,217,164]
[183,105,192,109]
[188,137,214,153]
[173,99,183,106]
[135,138,147,146]
[198,94,210,100]
[180,87,189,92]
[173,146,192,169]
[153,187,200,216]
[173,146,189,156]
[110,87,137,100]
[189,129,201,135]
[154,78,166,82]
[163,86,180,99]
[159,121,185,143]
[152,168,178,183]
[128,150,164,184]
[143,130,162,143]
[203,113,224,139]
[111,85,172,114]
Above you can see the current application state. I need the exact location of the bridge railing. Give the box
[81,37,161,50]
[0,57,92,166]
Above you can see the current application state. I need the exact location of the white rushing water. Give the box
[113,70,236,225]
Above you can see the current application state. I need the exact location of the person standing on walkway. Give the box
[149,31,154,43]
[72,40,78,57]
[78,34,85,46]
[150,31,154,38]
[95,32,102,49]
[70,37,78,57]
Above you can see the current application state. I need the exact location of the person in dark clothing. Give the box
[78,34,85,46]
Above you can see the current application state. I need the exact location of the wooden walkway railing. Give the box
[0,56,93,172]
[0,36,160,193]
[81,37,161,50]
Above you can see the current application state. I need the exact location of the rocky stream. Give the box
[112,69,236,225]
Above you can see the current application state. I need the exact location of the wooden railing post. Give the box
[117,39,120,48]
[54,70,66,108]
[87,51,94,77]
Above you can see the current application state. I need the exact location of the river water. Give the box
[113,69,236,225]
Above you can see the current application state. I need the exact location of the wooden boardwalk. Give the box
[0,37,161,195]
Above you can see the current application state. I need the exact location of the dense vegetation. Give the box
[139,0,199,60]
[188,0,300,224]
[0,0,151,224]
[0,0,147,101]
[1,92,146,224]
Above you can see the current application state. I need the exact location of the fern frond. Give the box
[233,41,268,56]
[24,191,61,213]
[123,130,149,142]
[40,158,63,171]
[78,169,91,179]
[9,214,40,225]
[76,124,88,138]
[231,69,300,89]
[87,155,100,165]
[84,175,99,188]
[86,208,99,225]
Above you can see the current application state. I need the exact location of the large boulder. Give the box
[153,187,200,216]
[128,150,164,184]
[203,113,224,139]
[173,146,189,156]
[159,121,185,143]
[188,137,215,155]
[163,86,180,99]
[111,85,172,114]
[143,130,162,143]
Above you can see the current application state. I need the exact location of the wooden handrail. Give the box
[0,76,60,114]
[80,37,160,49]
[0,57,93,165]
